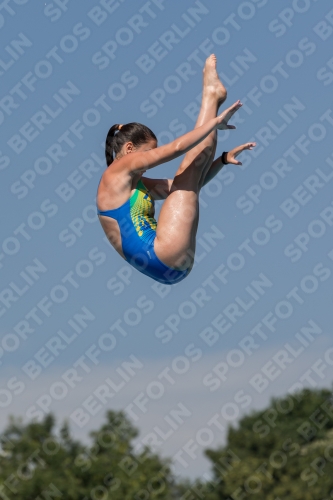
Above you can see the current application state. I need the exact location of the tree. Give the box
[0,411,176,499]
[1,388,333,499]
[203,388,333,500]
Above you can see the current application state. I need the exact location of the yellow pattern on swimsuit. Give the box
[129,179,157,244]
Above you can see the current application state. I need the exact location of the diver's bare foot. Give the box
[203,54,227,105]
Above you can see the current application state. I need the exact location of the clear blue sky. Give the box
[1,0,333,480]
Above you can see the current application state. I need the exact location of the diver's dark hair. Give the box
[105,122,157,166]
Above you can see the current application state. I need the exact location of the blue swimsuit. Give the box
[97,179,189,284]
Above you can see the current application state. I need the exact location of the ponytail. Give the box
[105,122,157,167]
[105,124,122,166]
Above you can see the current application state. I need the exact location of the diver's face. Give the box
[118,139,158,173]
[134,139,158,153]
[119,139,157,157]
[136,140,158,174]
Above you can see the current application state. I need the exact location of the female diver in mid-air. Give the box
[97,55,256,285]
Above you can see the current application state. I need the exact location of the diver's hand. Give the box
[216,100,242,130]
[225,142,256,165]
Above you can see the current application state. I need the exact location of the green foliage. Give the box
[1,388,333,499]
[203,388,333,500]
[0,411,175,499]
